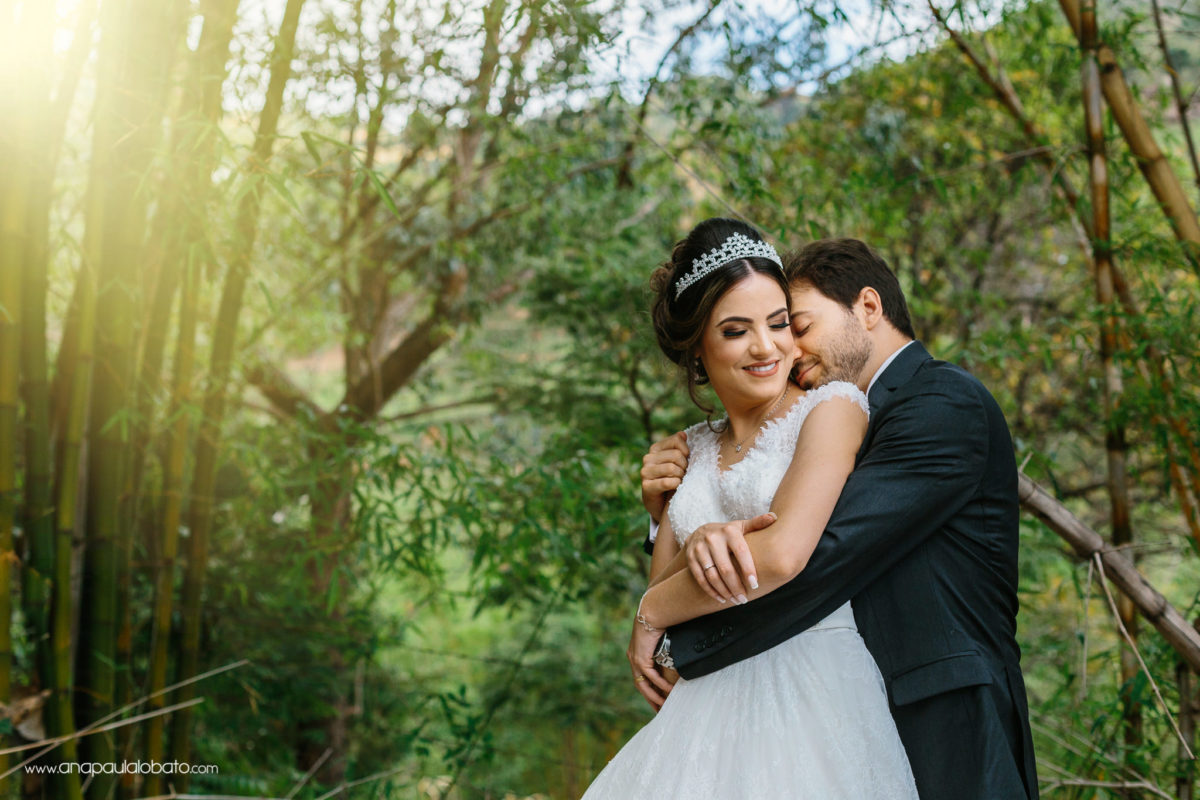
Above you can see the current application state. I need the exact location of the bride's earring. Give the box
[693,357,709,385]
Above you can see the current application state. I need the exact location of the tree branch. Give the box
[384,394,500,423]
[243,358,327,424]
[1149,0,1200,197]
[1018,472,1200,671]
[616,0,724,188]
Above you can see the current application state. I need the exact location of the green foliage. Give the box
[189,0,1200,793]
[14,0,1200,798]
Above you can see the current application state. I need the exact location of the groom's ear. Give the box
[855,287,886,330]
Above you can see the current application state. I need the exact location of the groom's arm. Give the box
[668,369,994,673]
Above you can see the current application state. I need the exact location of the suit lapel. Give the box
[857,341,931,461]
[867,341,930,414]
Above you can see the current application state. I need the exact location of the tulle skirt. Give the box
[581,603,918,799]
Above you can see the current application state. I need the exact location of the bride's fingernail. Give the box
[748,575,759,590]
[736,594,748,605]
[717,597,726,604]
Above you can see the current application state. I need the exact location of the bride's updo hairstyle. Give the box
[651,217,790,413]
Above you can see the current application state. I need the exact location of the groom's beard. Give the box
[794,318,872,390]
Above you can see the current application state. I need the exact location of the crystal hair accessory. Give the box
[674,232,783,299]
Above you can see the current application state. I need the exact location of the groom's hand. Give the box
[685,513,775,604]
[641,431,690,523]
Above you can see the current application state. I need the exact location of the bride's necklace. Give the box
[727,385,790,454]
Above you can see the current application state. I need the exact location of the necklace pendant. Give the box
[734,444,742,452]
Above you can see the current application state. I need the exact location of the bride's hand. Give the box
[627,624,675,711]
[685,513,775,604]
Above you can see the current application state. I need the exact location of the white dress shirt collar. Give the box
[867,340,916,396]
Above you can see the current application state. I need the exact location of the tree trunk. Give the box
[296,447,356,784]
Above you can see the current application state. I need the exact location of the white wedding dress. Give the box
[582,381,918,799]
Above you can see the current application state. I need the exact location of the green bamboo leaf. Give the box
[364,163,400,218]
[264,170,301,214]
[300,131,323,167]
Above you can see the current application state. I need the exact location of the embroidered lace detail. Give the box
[668,381,868,547]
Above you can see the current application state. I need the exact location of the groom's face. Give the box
[788,284,873,390]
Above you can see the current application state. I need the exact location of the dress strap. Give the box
[804,381,870,418]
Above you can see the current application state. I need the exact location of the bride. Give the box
[581,218,917,798]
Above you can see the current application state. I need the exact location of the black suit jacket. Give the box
[666,342,1038,799]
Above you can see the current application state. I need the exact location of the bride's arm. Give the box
[635,396,867,629]
[648,512,776,594]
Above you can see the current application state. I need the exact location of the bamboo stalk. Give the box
[50,189,93,800]
[169,0,307,784]
[1,5,54,785]
[1058,0,1200,264]
[929,2,1200,550]
[142,252,201,799]
[1018,472,1200,669]
[75,1,149,795]
[9,1,63,791]
[99,8,193,798]
[130,0,237,557]
[139,4,241,793]
[0,90,24,794]
[1079,0,1141,745]
[45,3,100,458]
[1180,659,1196,800]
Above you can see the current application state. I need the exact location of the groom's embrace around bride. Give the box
[638,238,1039,799]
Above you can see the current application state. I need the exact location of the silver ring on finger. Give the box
[703,564,715,570]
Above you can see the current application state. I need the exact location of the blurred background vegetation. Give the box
[1,0,1199,797]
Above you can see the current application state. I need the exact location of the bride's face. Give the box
[696,272,797,411]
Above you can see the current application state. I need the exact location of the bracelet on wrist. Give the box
[636,590,660,633]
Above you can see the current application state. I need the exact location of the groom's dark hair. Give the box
[783,238,916,339]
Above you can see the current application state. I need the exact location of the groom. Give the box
[638,238,1038,799]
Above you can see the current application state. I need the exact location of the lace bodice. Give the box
[668,381,869,547]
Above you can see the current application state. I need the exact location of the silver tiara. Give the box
[674,232,783,299]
